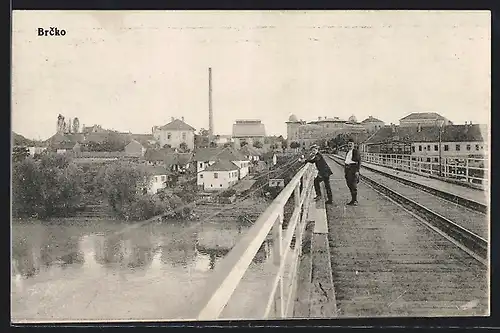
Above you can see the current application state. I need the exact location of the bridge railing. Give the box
[189,162,317,320]
[361,152,488,187]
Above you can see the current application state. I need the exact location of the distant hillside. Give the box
[12,132,39,146]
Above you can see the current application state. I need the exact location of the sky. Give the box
[12,10,491,141]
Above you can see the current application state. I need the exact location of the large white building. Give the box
[399,112,453,128]
[232,119,266,148]
[152,117,196,150]
[362,123,488,159]
[285,114,368,149]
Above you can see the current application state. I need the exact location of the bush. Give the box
[220,189,236,197]
[97,162,147,213]
[122,194,170,221]
[12,154,85,218]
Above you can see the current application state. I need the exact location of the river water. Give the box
[11,218,292,322]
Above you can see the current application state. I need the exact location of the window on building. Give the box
[182,132,186,140]
[412,146,415,153]
[476,144,480,151]
[434,158,438,163]
[419,145,422,151]
[167,133,171,140]
[200,174,203,179]
[427,145,430,151]
[434,145,438,151]
[214,173,218,179]
[199,162,203,168]
[161,175,166,181]
[456,144,461,151]
[427,158,431,162]
[220,184,223,187]
[444,145,449,151]
[466,144,471,151]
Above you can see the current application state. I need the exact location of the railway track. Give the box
[326,155,488,265]
[359,163,487,214]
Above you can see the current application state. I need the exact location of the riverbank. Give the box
[192,196,269,224]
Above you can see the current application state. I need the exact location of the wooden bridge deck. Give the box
[293,158,488,318]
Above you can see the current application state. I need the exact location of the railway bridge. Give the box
[188,152,489,320]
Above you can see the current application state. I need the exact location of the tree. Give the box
[253,141,263,149]
[72,117,80,133]
[290,141,300,149]
[12,154,85,218]
[12,146,30,163]
[240,140,248,147]
[166,174,180,187]
[328,133,351,150]
[179,142,188,152]
[102,132,127,151]
[97,162,148,214]
[209,141,217,148]
[163,144,172,149]
[223,142,232,148]
[199,128,209,136]
[194,134,209,149]
[281,139,288,150]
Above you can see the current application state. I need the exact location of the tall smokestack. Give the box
[208,67,214,137]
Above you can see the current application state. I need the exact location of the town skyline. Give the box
[12,11,490,141]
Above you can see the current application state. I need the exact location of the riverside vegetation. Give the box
[12,152,196,221]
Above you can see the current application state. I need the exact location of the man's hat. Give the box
[310,144,319,150]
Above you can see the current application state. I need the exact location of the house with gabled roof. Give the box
[360,116,385,133]
[124,139,146,157]
[54,141,81,154]
[136,165,169,195]
[164,152,193,173]
[200,160,240,191]
[239,145,262,162]
[152,117,196,150]
[194,146,250,189]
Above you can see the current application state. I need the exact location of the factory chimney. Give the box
[208,67,214,138]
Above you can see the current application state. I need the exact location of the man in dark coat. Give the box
[344,139,361,205]
[299,144,333,204]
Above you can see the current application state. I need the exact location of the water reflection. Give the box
[11,220,276,280]
[12,219,276,321]
[12,224,86,279]
[159,225,197,267]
